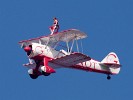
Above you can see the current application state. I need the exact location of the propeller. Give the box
[23,45,32,56]
[24,46,32,52]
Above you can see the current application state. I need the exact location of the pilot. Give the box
[49,17,59,35]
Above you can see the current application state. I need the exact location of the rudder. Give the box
[101,52,120,65]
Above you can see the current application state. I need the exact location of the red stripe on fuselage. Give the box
[71,64,117,75]
[30,55,117,75]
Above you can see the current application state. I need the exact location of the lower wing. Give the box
[49,52,91,67]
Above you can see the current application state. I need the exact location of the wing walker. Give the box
[18,18,121,80]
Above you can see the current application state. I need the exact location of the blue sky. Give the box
[0,0,133,100]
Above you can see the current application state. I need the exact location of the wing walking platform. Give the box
[50,52,91,67]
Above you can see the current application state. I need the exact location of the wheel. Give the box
[42,71,51,76]
[29,74,38,79]
[107,75,111,80]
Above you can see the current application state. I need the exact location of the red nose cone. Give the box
[24,46,31,52]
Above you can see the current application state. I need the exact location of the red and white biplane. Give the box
[19,29,121,80]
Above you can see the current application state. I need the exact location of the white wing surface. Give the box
[49,52,91,67]
[18,29,87,47]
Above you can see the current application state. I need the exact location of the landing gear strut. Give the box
[107,75,111,80]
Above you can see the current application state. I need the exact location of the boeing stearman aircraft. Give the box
[19,29,121,80]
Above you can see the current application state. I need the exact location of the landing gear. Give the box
[40,66,51,76]
[29,74,38,79]
[42,71,51,76]
[107,75,111,80]
[28,69,39,79]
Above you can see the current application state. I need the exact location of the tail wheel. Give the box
[107,75,111,80]
[42,71,51,76]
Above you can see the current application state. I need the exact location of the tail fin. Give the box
[101,52,120,65]
[100,52,121,74]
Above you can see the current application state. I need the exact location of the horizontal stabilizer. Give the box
[100,63,121,68]
[101,52,121,68]
[50,52,91,67]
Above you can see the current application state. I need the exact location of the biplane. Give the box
[18,29,121,80]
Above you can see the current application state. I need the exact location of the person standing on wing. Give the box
[49,17,59,35]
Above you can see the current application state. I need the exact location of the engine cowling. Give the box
[23,45,32,56]
[24,46,32,52]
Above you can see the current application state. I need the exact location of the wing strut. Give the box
[75,37,79,52]
[70,39,75,53]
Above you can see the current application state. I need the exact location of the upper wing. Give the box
[18,29,87,47]
[18,35,58,48]
[56,29,87,42]
[49,52,91,67]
